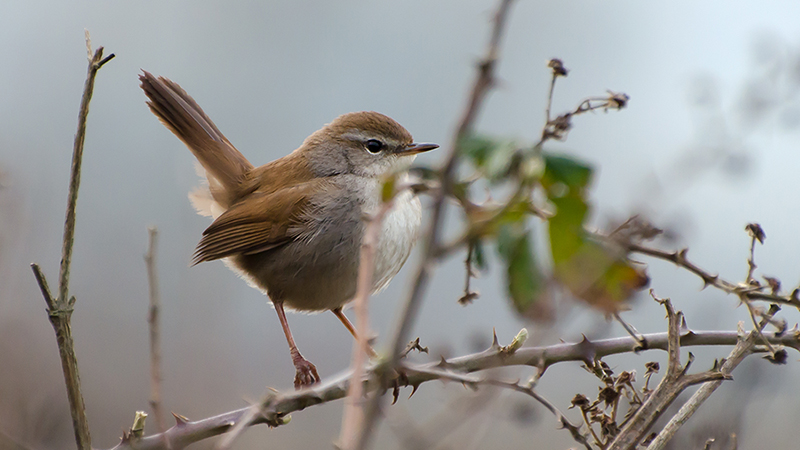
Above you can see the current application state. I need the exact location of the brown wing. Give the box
[192,179,330,264]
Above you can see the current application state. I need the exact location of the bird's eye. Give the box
[365,139,384,153]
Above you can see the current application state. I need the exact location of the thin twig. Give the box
[458,244,479,304]
[144,227,170,448]
[745,233,758,284]
[109,327,800,450]
[215,393,282,450]
[400,364,591,450]
[496,381,591,449]
[30,33,114,450]
[544,69,558,125]
[742,301,776,355]
[352,1,518,449]
[743,223,765,284]
[646,304,780,450]
[31,263,55,310]
[627,243,800,309]
[58,36,115,307]
[613,312,647,349]
[339,198,397,450]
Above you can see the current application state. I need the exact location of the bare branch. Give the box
[353,0,519,448]
[29,33,114,450]
[339,197,397,450]
[607,295,730,450]
[108,327,799,450]
[144,227,170,448]
[627,243,800,309]
[645,304,780,450]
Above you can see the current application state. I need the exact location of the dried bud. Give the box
[606,91,629,110]
[745,223,766,244]
[545,114,573,141]
[763,276,781,295]
[601,415,619,437]
[642,433,658,446]
[616,370,634,385]
[570,393,590,410]
[547,58,568,77]
[644,361,660,374]
[598,386,619,407]
[598,360,614,378]
[458,291,479,305]
[766,348,788,365]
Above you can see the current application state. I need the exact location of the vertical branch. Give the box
[352,1,517,449]
[607,293,730,450]
[338,200,393,450]
[29,33,115,450]
[58,32,115,305]
[386,0,515,374]
[744,223,764,284]
[144,227,170,447]
[645,304,780,450]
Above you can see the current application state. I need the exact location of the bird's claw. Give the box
[293,357,321,389]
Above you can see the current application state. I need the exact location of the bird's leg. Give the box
[274,300,320,389]
[331,307,377,358]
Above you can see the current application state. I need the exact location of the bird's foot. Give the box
[292,355,321,389]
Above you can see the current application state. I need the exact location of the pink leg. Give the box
[274,301,320,389]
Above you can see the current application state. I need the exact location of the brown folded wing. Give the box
[193,179,329,264]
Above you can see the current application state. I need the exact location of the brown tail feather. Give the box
[139,71,253,207]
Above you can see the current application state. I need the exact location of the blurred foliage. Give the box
[460,134,648,317]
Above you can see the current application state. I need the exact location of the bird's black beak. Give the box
[396,142,439,155]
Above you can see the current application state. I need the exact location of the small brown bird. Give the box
[140,71,437,388]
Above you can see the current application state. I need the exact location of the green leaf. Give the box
[548,196,589,263]
[460,134,520,182]
[541,154,593,192]
[470,240,487,271]
[460,134,497,167]
[542,153,593,266]
[496,223,546,317]
[542,153,647,312]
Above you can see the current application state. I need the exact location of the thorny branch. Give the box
[626,242,800,309]
[30,32,114,450]
[645,303,781,450]
[108,326,800,450]
[606,294,780,450]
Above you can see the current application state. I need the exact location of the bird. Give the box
[139,71,437,388]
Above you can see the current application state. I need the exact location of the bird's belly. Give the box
[230,190,421,312]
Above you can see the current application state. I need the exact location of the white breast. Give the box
[372,188,422,291]
[353,171,422,293]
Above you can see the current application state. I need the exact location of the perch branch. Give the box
[108,327,800,450]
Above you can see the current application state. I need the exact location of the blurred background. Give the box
[2,1,800,449]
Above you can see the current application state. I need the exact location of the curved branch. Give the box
[628,243,800,309]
